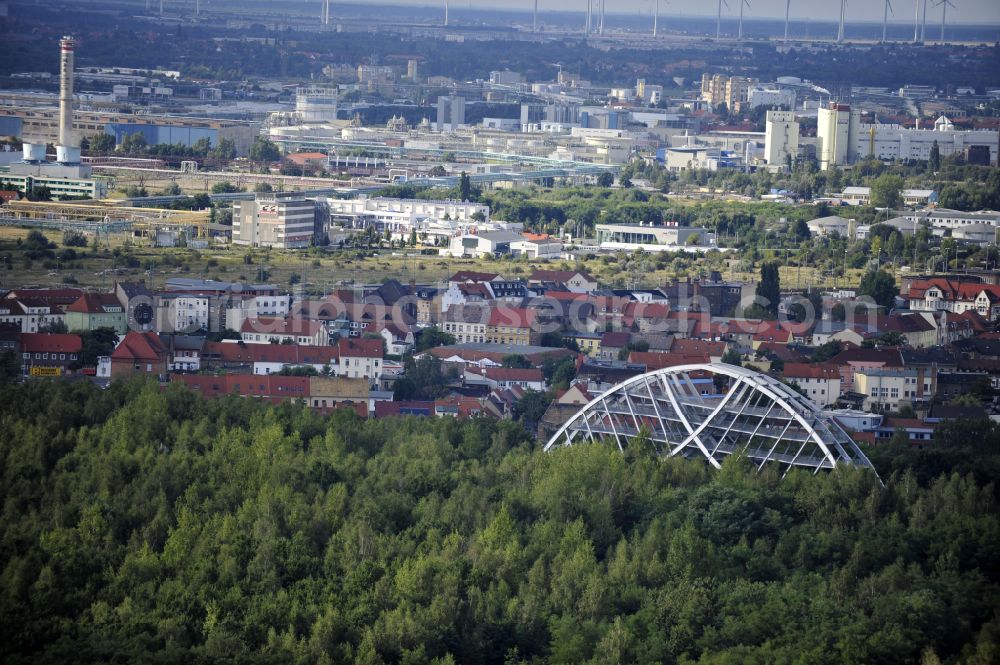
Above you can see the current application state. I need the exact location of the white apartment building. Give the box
[225,293,292,331]
[855,368,922,412]
[326,196,490,240]
[904,209,1000,231]
[156,294,210,334]
[764,110,799,168]
[233,193,316,249]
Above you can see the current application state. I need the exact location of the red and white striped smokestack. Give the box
[59,36,76,149]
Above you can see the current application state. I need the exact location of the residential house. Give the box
[600,331,632,360]
[110,331,169,379]
[65,292,127,334]
[486,308,540,346]
[240,317,328,346]
[782,363,841,407]
[527,269,598,294]
[465,366,545,391]
[854,368,922,411]
[443,304,490,344]
[20,333,82,377]
[337,337,384,386]
[907,278,1000,320]
[828,347,903,394]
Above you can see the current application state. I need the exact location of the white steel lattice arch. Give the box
[545,363,878,479]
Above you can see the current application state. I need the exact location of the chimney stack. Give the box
[57,36,81,164]
[58,36,75,148]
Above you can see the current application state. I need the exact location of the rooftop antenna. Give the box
[936,0,954,43]
[784,0,791,39]
[738,0,750,40]
[716,0,729,38]
[837,0,846,43]
[882,0,893,42]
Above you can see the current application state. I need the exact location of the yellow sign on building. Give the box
[29,366,62,377]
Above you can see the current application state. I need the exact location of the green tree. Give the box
[459,172,472,201]
[414,326,456,352]
[249,137,281,163]
[858,268,898,309]
[596,172,614,187]
[870,174,904,209]
[755,262,781,318]
[929,140,941,172]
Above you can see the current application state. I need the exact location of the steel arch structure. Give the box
[545,364,878,479]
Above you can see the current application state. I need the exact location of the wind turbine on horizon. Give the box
[737,0,750,40]
[716,0,729,39]
[936,0,955,43]
[837,0,847,43]
[882,0,894,42]
[784,0,791,40]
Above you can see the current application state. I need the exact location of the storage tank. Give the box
[22,143,46,162]
[295,87,339,124]
[56,145,81,164]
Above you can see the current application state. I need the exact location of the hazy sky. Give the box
[369,0,1000,24]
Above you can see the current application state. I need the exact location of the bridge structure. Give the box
[545,363,879,480]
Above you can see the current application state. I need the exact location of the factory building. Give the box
[436,96,466,132]
[233,193,317,249]
[764,110,799,169]
[817,103,861,171]
[817,103,997,170]
[0,109,258,156]
[853,116,997,165]
[0,37,108,199]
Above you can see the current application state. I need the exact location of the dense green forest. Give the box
[1,379,999,664]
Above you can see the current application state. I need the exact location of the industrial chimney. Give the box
[56,35,80,164]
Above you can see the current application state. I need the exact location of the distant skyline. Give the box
[359,0,1000,24]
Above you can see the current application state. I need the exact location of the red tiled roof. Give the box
[337,337,383,358]
[203,342,339,365]
[628,351,710,369]
[601,331,631,347]
[111,331,166,362]
[4,288,83,306]
[20,332,82,353]
[782,363,840,380]
[177,374,309,401]
[671,338,726,356]
[488,307,536,328]
[479,366,544,382]
[908,278,1000,303]
[241,317,322,337]
[66,292,122,314]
